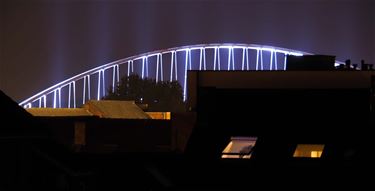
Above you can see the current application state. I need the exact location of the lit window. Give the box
[222,137,257,159]
[293,144,325,158]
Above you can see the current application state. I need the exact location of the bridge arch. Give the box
[19,43,343,108]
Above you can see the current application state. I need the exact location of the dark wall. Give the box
[186,84,372,162]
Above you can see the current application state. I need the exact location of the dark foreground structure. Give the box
[1,70,374,190]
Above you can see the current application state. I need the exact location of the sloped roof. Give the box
[27,108,93,117]
[84,100,151,119]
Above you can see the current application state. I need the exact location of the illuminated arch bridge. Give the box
[20,43,344,108]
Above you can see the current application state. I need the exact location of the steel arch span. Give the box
[19,43,344,108]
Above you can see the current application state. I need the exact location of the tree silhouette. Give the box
[104,74,185,112]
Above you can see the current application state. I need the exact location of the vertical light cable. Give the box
[131,60,134,73]
[260,49,264,70]
[156,54,159,82]
[242,48,245,70]
[246,48,249,70]
[39,97,42,108]
[203,48,206,70]
[116,65,119,83]
[170,52,174,82]
[68,83,71,108]
[58,88,61,108]
[174,51,178,81]
[112,66,116,92]
[83,76,86,104]
[188,49,192,70]
[270,50,273,70]
[73,81,76,108]
[227,48,231,71]
[213,48,217,70]
[183,50,189,101]
[97,71,101,100]
[231,47,235,70]
[160,54,163,81]
[199,48,203,70]
[256,49,259,70]
[146,56,149,78]
[87,75,91,100]
[274,52,278,70]
[142,57,145,79]
[102,70,105,96]
[284,54,287,70]
[218,48,221,70]
[127,61,131,76]
[53,90,57,108]
[43,95,46,108]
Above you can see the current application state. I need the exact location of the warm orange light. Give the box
[293,144,324,158]
[146,112,171,120]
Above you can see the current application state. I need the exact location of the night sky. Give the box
[1,0,374,102]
